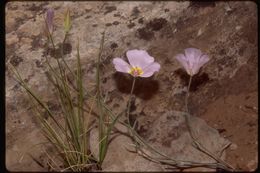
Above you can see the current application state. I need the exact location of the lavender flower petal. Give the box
[175,53,191,75]
[176,48,210,76]
[113,58,131,73]
[184,48,202,63]
[126,49,154,69]
[141,62,161,77]
[199,55,210,66]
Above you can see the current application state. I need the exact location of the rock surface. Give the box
[6,1,257,172]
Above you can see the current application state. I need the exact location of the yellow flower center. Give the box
[129,67,143,76]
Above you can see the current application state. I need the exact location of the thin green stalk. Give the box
[10,18,95,171]
[46,27,68,95]
[185,76,192,112]
[9,64,67,135]
[95,30,121,166]
[98,84,235,171]
[48,29,91,168]
[47,30,83,160]
[59,78,80,150]
[96,31,107,165]
[184,76,196,138]
[127,77,136,125]
[15,65,79,170]
[184,76,235,171]
[44,18,55,49]
[42,28,88,170]
[60,32,76,78]
[76,73,234,171]
[75,38,89,165]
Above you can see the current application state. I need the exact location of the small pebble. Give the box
[197,28,203,36]
[230,143,238,150]
[235,26,242,31]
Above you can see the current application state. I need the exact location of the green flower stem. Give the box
[75,85,234,171]
[127,77,136,125]
[184,76,195,137]
[60,32,76,77]
[185,76,192,112]
[184,76,235,171]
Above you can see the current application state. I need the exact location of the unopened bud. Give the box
[64,9,71,33]
[46,8,54,34]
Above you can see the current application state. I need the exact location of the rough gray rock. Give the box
[6,1,257,171]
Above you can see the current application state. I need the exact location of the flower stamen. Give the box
[129,67,143,77]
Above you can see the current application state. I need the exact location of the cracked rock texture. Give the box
[6,1,257,171]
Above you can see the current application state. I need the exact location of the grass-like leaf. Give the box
[8,29,97,171]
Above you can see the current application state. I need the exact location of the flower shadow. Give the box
[113,72,159,100]
[174,68,211,92]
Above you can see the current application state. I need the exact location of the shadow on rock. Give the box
[113,72,159,100]
[174,68,211,92]
[43,43,72,58]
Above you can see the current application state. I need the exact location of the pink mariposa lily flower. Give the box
[175,48,210,76]
[113,49,160,77]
